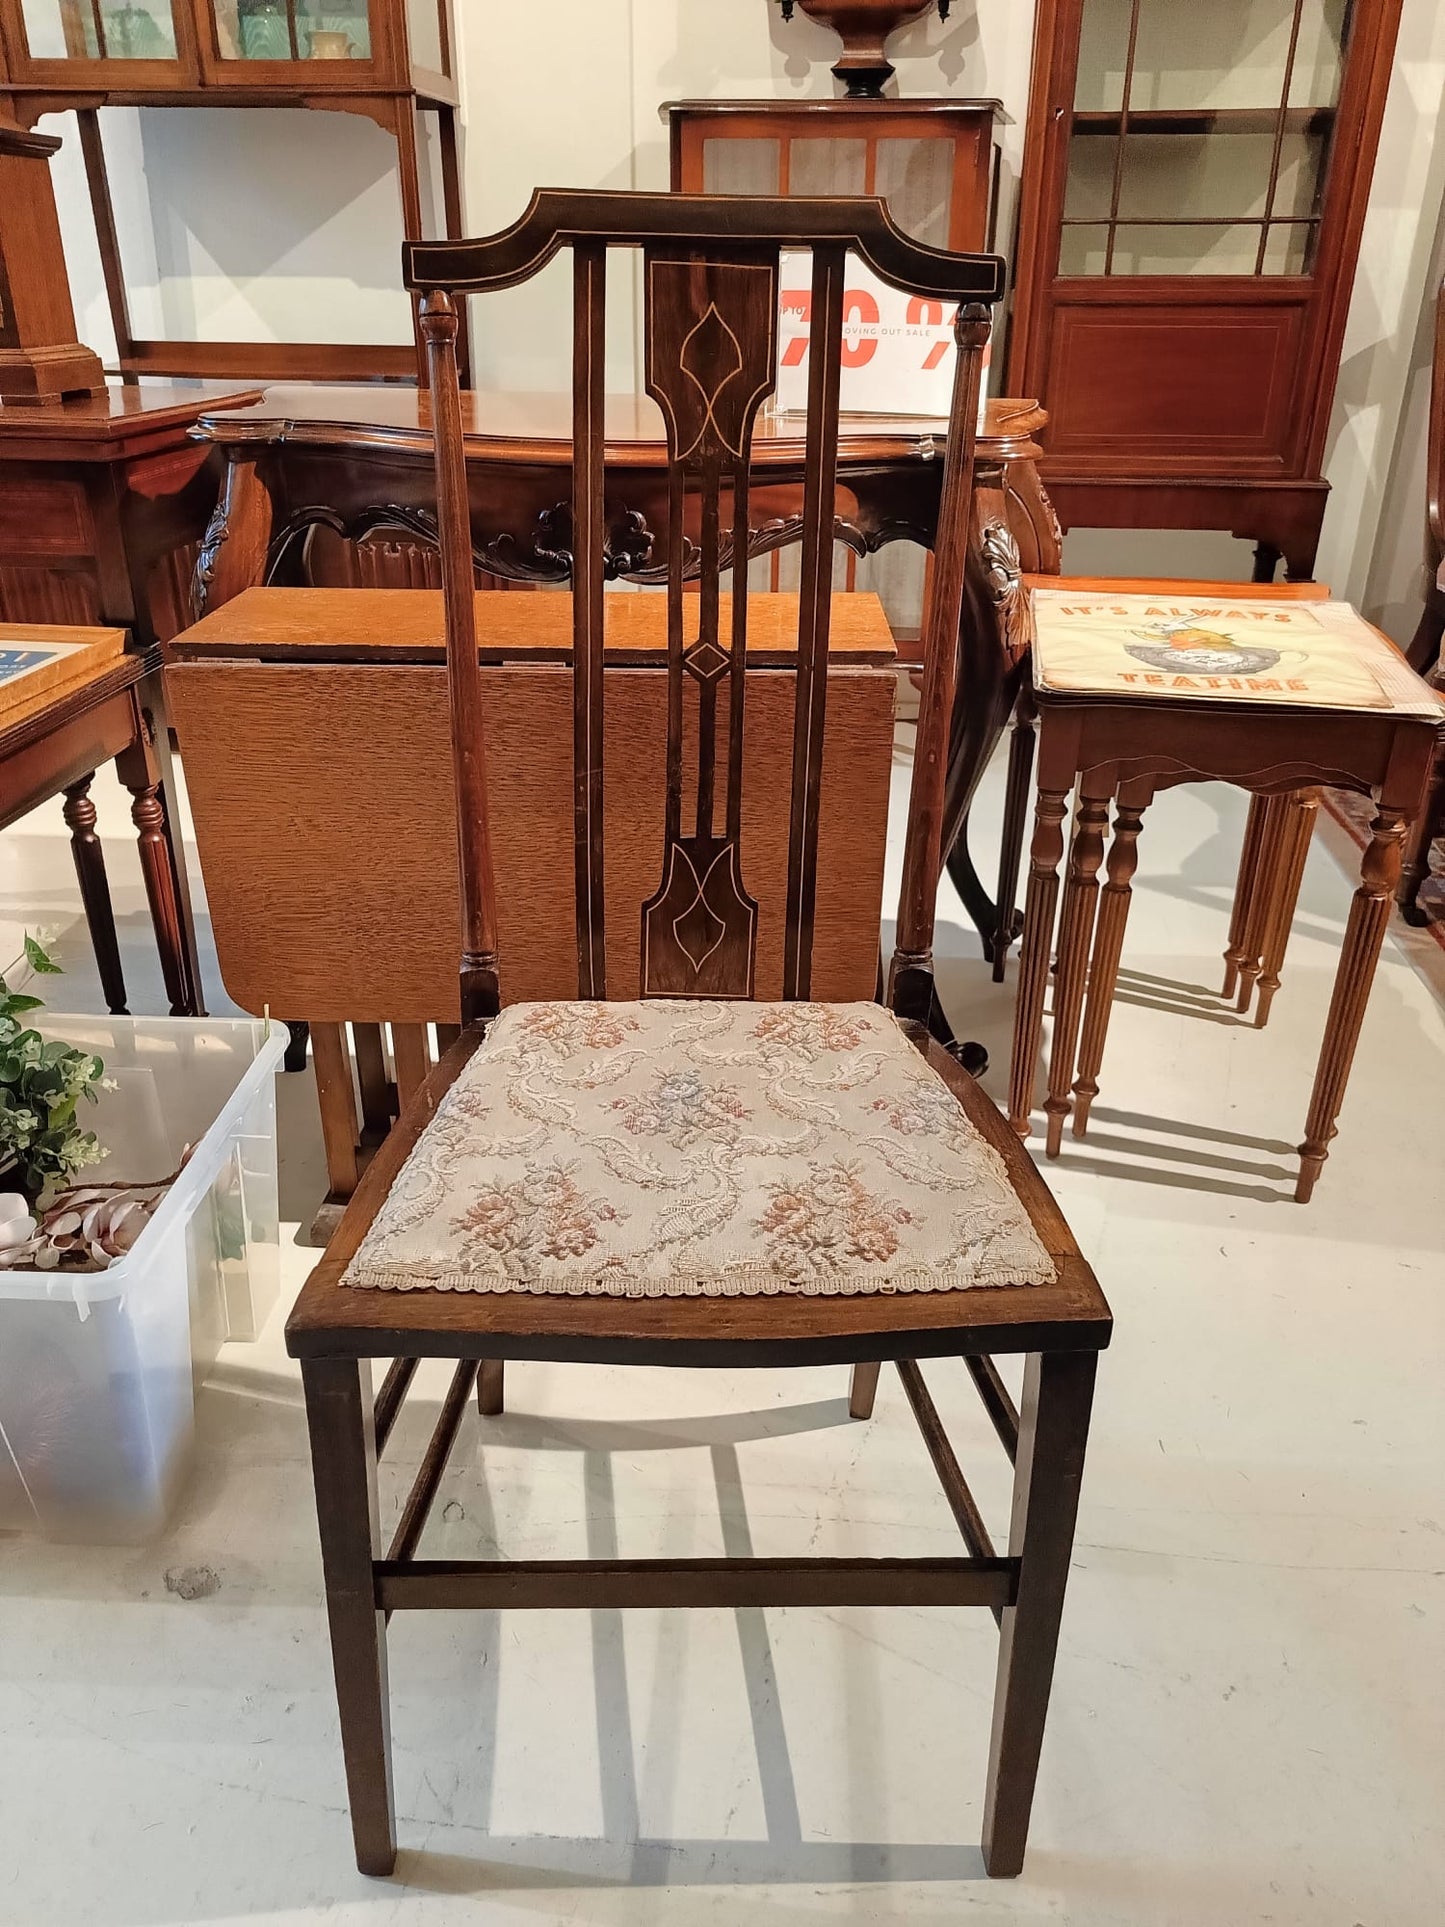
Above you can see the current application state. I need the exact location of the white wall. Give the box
[42,0,1445,640]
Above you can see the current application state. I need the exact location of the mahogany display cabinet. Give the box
[1006,0,1404,579]
[0,0,463,380]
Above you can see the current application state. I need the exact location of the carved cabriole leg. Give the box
[993,714,1036,983]
[1222,792,1270,999]
[477,1359,505,1417]
[848,1361,881,1420]
[1072,784,1150,1138]
[1397,742,1445,926]
[300,1357,396,1876]
[981,1350,1097,1878]
[1008,786,1070,1138]
[1296,808,1408,1204]
[1253,789,1320,1029]
[62,775,128,1015]
[192,449,273,618]
[1042,785,1111,1159]
[1235,794,1291,1016]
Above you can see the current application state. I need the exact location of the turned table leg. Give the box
[1397,746,1444,926]
[1222,792,1270,999]
[62,775,128,1015]
[1236,794,1291,1016]
[1253,790,1319,1029]
[1072,784,1150,1138]
[1043,786,1111,1159]
[1008,787,1070,1138]
[1296,807,1407,1203]
[992,715,1036,983]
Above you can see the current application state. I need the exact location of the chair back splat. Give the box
[405,189,1003,1026]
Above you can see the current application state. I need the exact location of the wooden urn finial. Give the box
[0,115,106,407]
[779,1,952,98]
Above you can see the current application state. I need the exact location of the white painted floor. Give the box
[1,723,1443,1927]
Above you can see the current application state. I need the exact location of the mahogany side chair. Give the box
[284,189,1112,1881]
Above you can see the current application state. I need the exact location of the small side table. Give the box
[1007,588,1444,1203]
[0,628,203,1015]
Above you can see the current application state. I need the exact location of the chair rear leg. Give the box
[848,1361,881,1419]
[478,1358,505,1416]
[982,1349,1097,1878]
[301,1357,397,1876]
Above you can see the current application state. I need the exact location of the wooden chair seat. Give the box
[290,1006,1107,1363]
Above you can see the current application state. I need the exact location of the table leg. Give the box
[140,670,206,1016]
[992,715,1036,982]
[1043,785,1110,1159]
[1222,792,1269,999]
[1072,783,1151,1139]
[62,775,128,1016]
[1253,790,1319,1029]
[1296,807,1407,1203]
[1008,787,1069,1138]
[1236,794,1290,1017]
[113,727,196,1017]
[1397,748,1444,926]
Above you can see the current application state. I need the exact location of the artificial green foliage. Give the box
[0,939,105,1206]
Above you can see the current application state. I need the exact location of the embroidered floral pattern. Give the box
[609,1069,750,1149]
[342,1000,1056,1299]
[750,1004,870,1058]
[757,1160,914,1273]
[518,1003,643,1055]
[453,1164,621,1269]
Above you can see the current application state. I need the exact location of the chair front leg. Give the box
[301,1356,397,1876]
[848,1361,881,1419]
[982,1349,1097,1879]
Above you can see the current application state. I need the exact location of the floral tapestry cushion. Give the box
[343,1001,1056,1298]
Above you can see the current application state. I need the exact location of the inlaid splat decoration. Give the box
[640,252,779,998]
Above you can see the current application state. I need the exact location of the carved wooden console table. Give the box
[189,384,1060,951]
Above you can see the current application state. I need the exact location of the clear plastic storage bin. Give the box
[0,1016,286,1543]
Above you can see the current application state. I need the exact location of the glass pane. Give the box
[21,0,177,59]
[1261,220,1315,273]
[1270,125,1331,218]
[1117,130,1275,221]
[790,138,866,197]
[1130,0,1292,111]
[1064,133,1117,221]
[405,0,444,72]
[1289,0,1349,108]
[1074,0,1134,112]
[212,2,372,61]
[1059,224,1112,276]
[702,138,779,196]
[874,137,954,246]
[1108,222,1264,274]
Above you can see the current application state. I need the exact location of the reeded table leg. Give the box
[1008,788,1069,1138]
[1236,794,1291,1017]
[1253,790,1319,1029]
[1043,788,1110,1158]
[982,1350,1098,1878]
[301,1356,397,1876]
[1296,807,1407,1202]
[993,716,1036,983]
[62,775,128,1016]
[1072,785,1150,1137]
[1397,749,1444,926]
[1222,792,1269,999]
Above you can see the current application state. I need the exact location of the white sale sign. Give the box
[775,251,988,425]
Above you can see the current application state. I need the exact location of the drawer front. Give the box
[0,479,94,560]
